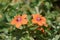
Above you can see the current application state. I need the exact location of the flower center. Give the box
[36,17,41,21]
[16,17,22,22]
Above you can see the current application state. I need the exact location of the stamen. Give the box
[36,17,41,21]
[16,17,21,22]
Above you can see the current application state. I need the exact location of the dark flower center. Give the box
[16,17,22,22]
[36,17,41,21]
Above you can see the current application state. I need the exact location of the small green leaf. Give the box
[52,35,60,40]
[5,14,11,22]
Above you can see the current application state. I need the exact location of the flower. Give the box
[37,27,44,33]
[32,14,47,27]
[10,14,28,28]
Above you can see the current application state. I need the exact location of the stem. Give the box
[35,7,40,14]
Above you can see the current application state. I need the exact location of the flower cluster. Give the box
[10,14,48,32]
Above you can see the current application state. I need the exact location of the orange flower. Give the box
[10,14,28,28]
[32,14,47,27]
[37,27,44,33]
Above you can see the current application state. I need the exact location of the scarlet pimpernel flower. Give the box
[32,14,47,27]
[10,14,28,28]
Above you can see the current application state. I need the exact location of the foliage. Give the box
[0,0,60,40]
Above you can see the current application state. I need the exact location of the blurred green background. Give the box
[0,0,60,40]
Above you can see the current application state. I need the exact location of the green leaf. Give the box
[5,14,11,22]
[45,30,51,36]
[52,35,60,40]
[29,26,38,30]
[20,35,34,40]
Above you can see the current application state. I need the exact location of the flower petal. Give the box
[44,24,48,27]
[41,17,46,21]
[10,19,17,25]
[15,23,21,28]
[22,19,28,24]
[32,19,38,24]
[38,22,43,26]
[22,14,27,19]
[32,14,42,19]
